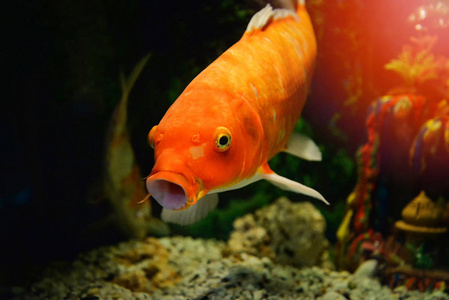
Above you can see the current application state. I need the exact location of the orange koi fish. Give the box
[146,0,328,225]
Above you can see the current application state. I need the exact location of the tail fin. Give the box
[119,53,151,108]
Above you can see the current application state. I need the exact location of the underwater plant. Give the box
[384,36,439,87]
[407,243,434,269]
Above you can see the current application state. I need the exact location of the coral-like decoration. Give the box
[410,100,449,172]
[385,36,439,87]
[337,12,449,276]
[337,93,425,270]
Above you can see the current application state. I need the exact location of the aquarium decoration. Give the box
[336,1,449,293]
[382,191,449,291]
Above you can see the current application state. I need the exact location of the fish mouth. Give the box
[146,172,193,210]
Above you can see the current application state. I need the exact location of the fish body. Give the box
[103,55,169,237]
[146,1,328,225]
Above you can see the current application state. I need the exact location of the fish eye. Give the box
[148,125,158,149]
[214,127,232,152]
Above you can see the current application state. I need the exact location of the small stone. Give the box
[80,297,100,300]
[253,290,266,300]
[261,257,272,266]
[86,287,99,295]
[353,259,377,278]
[321,291,347,300]
[348,280,357,290]
[339,271,351,278]
[327,279,348,294]
[242,290,253,299]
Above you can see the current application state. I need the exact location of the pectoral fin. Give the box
[284,133,322,161]
[161,193,219,225]
[260,164,329,205]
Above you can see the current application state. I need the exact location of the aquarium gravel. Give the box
[10,235,449,300]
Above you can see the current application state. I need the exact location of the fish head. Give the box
[146,89,263,211]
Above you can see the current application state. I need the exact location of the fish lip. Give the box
[146,172,193,210]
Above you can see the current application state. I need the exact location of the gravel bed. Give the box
[9,236,449,300]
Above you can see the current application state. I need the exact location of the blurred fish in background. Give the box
[98,54,169,238]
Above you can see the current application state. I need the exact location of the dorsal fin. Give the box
[245,4,299,33]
